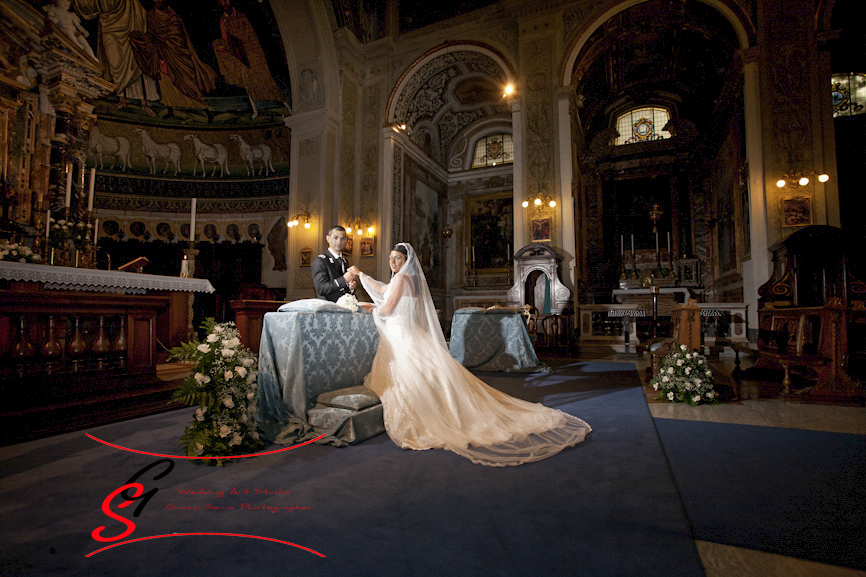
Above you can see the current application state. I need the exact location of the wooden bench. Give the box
[731,299,864,403]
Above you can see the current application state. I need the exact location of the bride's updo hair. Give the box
[392,244,408,257]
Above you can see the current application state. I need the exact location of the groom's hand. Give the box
[347,279,357,291]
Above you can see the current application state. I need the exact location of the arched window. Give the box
[613,107,672,146]
[832,73,866,117]
[471,134,514,168]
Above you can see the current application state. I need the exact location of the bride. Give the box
[348,243,591,467]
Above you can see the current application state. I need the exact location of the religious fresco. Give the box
[67,0,292,126]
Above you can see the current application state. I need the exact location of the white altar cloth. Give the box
[0,262,215,294]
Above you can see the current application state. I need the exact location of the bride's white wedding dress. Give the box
[359,244,591,467]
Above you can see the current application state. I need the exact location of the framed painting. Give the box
[782,197,811,228]
[531,218,551,242]
[465,191,514,270]
[300,247,312,267]
[360,237,374,257]
[344,236,353,256]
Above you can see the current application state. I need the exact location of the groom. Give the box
[312,226,357,302]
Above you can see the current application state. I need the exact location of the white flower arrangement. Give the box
[169,318,264,464]
[0,242,42,264]
[336,293,360,312]
[650,344,719,406]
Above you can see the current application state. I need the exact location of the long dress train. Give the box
[360,244,591,467]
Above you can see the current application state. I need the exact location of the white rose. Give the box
[221,348,234,358]
[235,366,247,378]
[653,382,659,390]
[207,334,219,343]
[224,370,234,381]
[676,360,684,366]
[219,425,231,438]
[194,372,209,384]
[251,431,260,440]
[705,370,712,376]
[194,443,205,455]
[246,391,255,400]
[223,397,235,409]
[686,353,692,359]
[685,367,691,375]
[243,358,254,368]
[667,392,675,400]
[662,376,669,383]
[692,395,701,403]
[667,367,674,374]
[229,433,243,447]
[197,343,210,353]
[195,407,207,421]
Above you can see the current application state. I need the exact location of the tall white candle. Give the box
[87,168,96,212]
[621,235,624,257]
[472,246,475,267]
[190,197,197,241]
[667,231,670,253]
[64,166,72,208]
[631,234,635,253]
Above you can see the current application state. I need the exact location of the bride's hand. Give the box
[348,265,362,277]
[358,302,374,312]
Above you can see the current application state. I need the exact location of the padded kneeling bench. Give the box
[306,385,385,445]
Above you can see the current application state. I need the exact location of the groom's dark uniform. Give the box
[312,250,352,302]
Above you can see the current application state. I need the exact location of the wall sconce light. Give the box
[521,195,556,209]
[287,211,311,229]
[503,84,515,98]
[775,170,830,189]
[442,226,453,247]
[345,217,374,236]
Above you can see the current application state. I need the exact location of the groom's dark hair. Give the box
[326,225,346,236]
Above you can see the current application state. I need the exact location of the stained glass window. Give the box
[831,73,866,117]
[613,107,672,146]
[471,134,514,168]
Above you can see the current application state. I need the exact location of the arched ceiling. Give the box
[571,0,740,139]
[391,50,511,164]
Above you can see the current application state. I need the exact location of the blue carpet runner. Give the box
[655,418,866,571]
[1,362,704,577]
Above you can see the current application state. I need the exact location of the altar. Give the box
[0,261,215,442]
[449,308,545,372]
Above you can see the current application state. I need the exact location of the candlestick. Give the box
[94,218,99,244]
[190,197,197,241]
[472,246,475,267]
[64,166,72,208]
[666,231,671,253]
[87,168,96,212]
[630,234,635,254]
[655,232,659,254]
[46,209,51,240]
[621,235,624,257]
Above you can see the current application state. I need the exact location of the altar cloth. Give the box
[256,308,381,446]
[449,308,546,372]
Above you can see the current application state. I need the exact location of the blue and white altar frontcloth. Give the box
[256,300,380,445]
[448,308,546,372]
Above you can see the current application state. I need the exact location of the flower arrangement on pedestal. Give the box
[169,318,265,465]
[650,344,720,406]
[336,293,359,312]
[0,241,42,264]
